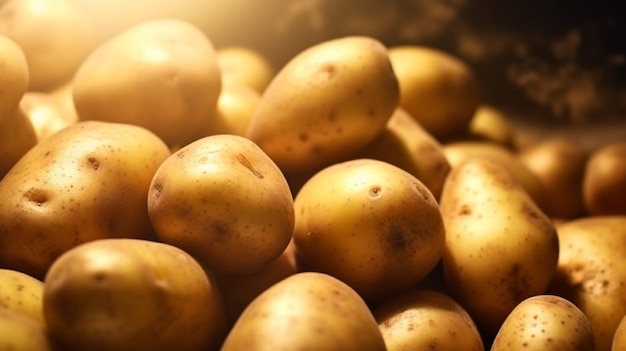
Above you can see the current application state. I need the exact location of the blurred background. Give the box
[67,0,626,138]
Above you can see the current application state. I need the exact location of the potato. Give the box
[246,36,399,174]
[0,269,45,325]
[547,216,626,351]
[221,272,386,351]
[207,80,261,137]
[216,46,274,93]
[72,18,222,148]
[443,140,549,213]
[388,45,480,141]
[440,157,559,336]
[582,141,626,215]
[374,289,484,351]
[43,238,227,351]
[0,121,171,279]
[467,105,514,147]
[0,0,96,92]
[353,107,451,200]
[0,34,28,122]
[293,158,445,303]
[491,295,594,351]
[519,137,589,219]
[613,314,626,351]
[0,306,56,351]
[20,90,79,141]
[148,134,294,275]
[0,108,38,179]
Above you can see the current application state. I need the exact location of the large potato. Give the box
[582,141,626,215]
[43,238,227,351]
[0,306,55,351]
[148,134,295,275]
[246,36,399,174]
[0,0,95,92]
[293,158,445,303]
[73,18,222,149]
[388,45,480,141]
[221,272,386,351]
[440,157,559,336]
[491,295,594,351]
[0,121,171,279]
[547,216,626,351]
[0,269,45,325]
[374,289,484,351]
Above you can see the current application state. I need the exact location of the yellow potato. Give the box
[519,137,589,219]
[293,158,445,303]
[0,306,55,351]
[216,46,274,93]
[221,272,386,351]
[246,36,399,174]
[0,269,45,325]
[0,0,96,91]
[0,121,171,279]
[207,80,261,137]
[19,90,79,141]
[491,295,594,351]
[0,108,38,179]
[613,314,626,351]
[0,34,28,122]
[148,134,295,275]
[582,141,626,215]
[547,216,626,351]
[440,157,559,336]
[374,289,484,351]
[467,105,514,147]
[388,45,480,141]
[354,107,451,200]
[72,18,222,148]
[43,238,227,351]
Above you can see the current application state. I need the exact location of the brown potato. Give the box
[582,141,626,215]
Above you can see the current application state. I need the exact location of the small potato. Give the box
[467,105,514,147]
[547,216,626,351]
[0,269,45,325]
[582,141,626,215]
[221,272,386,351]
[0,108,38,179]
[246,36,399,174]
[374,289,484,351]
[148,134,295,275]
[20,90,79,141]
[440,157,559,335]
[0,34,29,122]
[216,46,274,93]
[293,158,445,303]
[207,80,261,137]
[43,238,227,351]
[354,107,451,200]
[388,45,480,141]
[0,306,55,351]
[491,295,594,351]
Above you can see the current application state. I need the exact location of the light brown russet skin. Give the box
[0,121,171,279]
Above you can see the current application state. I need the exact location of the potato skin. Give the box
[0,269,45,325]
[582,141,626,215]
[246,35,399,174]
[0,306,56,351]
[43,238,227,351]
[491,295,594,351]
[0,121,171,279]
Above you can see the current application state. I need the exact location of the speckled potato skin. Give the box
[491,295,594,351]
[374,289,484,351]
[547,216,626,351]
[0,306,55,351]
[440,157,559,336]
[0,269,45,325]
[0,121,171,279]
[293,158,445,303]
[43,238,227,351]
[246,36,399,174]
[221,272,387,351]
[148,134,295,275]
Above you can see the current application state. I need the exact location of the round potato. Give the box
[293,158,445,303]
[216,46,274,93]
[246,36,399,174]
[207,80,261,137]
[148,134,295,275]
[0,306,55,351]
[43,238,227,351]
[582,141,626,215]
[467,105,514,147]
[0,269,45,325]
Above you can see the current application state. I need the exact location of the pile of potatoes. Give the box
[1,1,626,351]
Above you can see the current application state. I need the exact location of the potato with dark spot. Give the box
[293,158,445,303]
[0,269,45,325]
[547,216,626,351]
[374,289,484,351]
[221,272,386,351]
[246,36,399,174]
[491,295,594,351]
[147,134,295,275]
[43,238,227,351]
[582,141,626,215]
[0,121,171,279]
[440,157,559,336]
